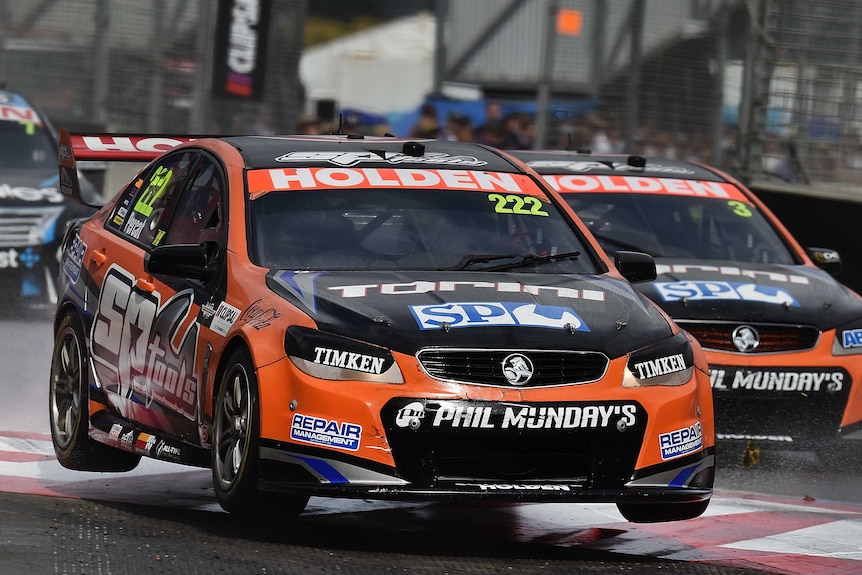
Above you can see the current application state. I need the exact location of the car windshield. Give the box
[563,192,797,264]
[249,188,597,273]
[0,116,56,170]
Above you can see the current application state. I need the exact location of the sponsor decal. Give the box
[841,328,862,348]
[109,424,123,440]
[655,263,809,285]
[395,401,425,430]
[239,298,281,330]
[631,353,687,379]
[468,483,578,492]
[63,234,87,282]
[136,433,155,451]
[710,367,844,392]
[120,429,136,445]
[529,160,696,175]
[327,280,604,301]
[543,174,746,201]
[659,423,703,460]
[290,413,361,451]
[209,301,241,336]
[247,168,535,195]
[0,104,40,123]
[312,346,386,375]
[410,301,590,331]
[90,265,199,420]
[123,214,146,239]
[393,401,638,431]
[274,150,488,168]
[77,135,194,160]
[654,281,798,306]
[155,440,182,461]
[0,248,19,269]
[716,433,794,442]
[0,184,63,203]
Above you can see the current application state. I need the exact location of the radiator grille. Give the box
[417,348,609,387]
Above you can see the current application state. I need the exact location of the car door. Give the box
[86,149,227,444]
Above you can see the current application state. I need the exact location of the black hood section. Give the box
[266,270,673,358]
[0,168,66,207]
[639,259,862,329]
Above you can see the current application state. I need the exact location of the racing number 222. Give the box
[488,193,549,216]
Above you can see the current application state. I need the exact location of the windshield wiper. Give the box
[441,253,520,271]
[482,250,582,272]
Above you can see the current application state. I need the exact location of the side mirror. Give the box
[807,247,842,276]
[615,250,657,283]
[145,242,215,280]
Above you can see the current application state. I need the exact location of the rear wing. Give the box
[58,129,196,207]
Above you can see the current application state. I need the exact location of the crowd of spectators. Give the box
[295,101,858,185]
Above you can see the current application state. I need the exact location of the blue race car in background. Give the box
[0,89,97,311]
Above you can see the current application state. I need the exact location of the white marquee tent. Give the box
[299,12,437,118]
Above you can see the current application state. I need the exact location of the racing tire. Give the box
[616,499,710,523]
[211,348,309,517]
[49,313,142,472]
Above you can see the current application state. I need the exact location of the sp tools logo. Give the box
[90,265,199,420]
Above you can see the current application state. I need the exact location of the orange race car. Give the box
[510,149,862,464]
[50,133,714,522]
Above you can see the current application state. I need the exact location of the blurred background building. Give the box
[0,0,860,197]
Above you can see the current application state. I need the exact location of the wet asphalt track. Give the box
[1,306,860,574]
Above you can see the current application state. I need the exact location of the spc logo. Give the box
[654,281,798,306]
[395,401,425,430]
[410,302,590,331]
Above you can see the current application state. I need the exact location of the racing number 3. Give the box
[727,200,752,217]
[134,166,174,217]
[488,193,549,216]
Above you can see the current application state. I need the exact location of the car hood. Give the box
[0,168,66,207]
[267,270,673,357]
[639,258,862,329]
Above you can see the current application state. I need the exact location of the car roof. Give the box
[220,135,526,172]
[509,150,727,183]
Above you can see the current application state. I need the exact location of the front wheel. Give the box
[616,499,709,523]
[49,312,141,472]
[211,348,308,517]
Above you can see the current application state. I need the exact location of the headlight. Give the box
[623,332,695,387]
[285,325,404,383]
[833,319,862,355]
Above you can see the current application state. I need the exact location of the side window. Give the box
[107,152,198,246]
[162,159,224,246]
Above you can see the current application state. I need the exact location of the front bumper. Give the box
[254,356,715,502]
[706,334,862,445]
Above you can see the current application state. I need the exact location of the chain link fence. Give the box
[1,0,859,196]
[0,0,306,135]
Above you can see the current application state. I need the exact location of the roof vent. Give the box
[402,141,425,157]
